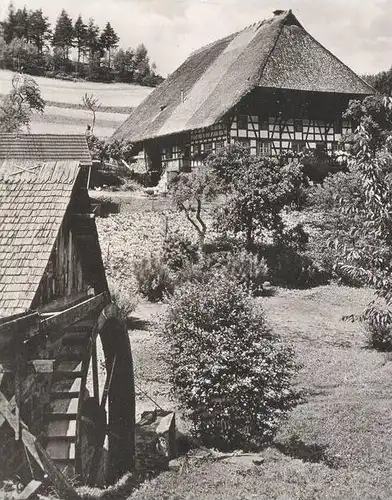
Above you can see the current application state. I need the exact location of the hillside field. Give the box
[0,69,153,137]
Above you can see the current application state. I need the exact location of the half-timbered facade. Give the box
[113,10,374,182]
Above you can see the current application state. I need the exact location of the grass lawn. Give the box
[129,284,392,499]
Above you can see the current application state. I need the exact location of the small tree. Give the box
[170,168,217,250]
[0,73,45,132]
[82,92,101,133]
[211,148,304,249]
[163,274,297,450]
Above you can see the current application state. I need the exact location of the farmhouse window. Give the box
[294,119,303,132]
[204,142,213,153]
[256,140,272,156]
[215,140,224,151]
[235,138,251,149]
[259,117,269,131]
[237,115,248,130]
[334,119,342,134]
[164,146,173,160]
[315,142,328,157]
[291,141,306,153]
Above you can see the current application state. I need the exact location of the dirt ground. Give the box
[129,301,172,422]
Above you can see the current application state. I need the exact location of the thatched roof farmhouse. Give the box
[113,10,374,182]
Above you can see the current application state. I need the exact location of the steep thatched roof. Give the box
[113,10,374,144]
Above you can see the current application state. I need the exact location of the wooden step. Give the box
[61,331,91,346]
[48,397,79,417]
[51,378,82,398]
[46,440,76,461]
[68,320,95,333]
[50,459,76,479]
[47,419,77,439]
[54,361,83,378]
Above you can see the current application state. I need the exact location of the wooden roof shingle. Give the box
[0,134,91,317]
[0,134,92,163]
[112,10,374,144]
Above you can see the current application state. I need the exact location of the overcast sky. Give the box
[1,0,391,77]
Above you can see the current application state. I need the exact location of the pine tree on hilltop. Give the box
[74,15,87,72]
[85,18,101,79]
[52,9,74,62]
[2,3,17,44]
[100,21,119,70]
[14,7,29,42]
[29,9,51,56]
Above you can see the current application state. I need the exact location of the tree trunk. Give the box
[246,225,253,252]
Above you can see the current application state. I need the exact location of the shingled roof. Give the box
[113,10,374,144]
[0,134,92,163]
[0,135,91,316]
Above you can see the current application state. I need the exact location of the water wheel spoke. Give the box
[91,341,99,403]
[100,355,117,410]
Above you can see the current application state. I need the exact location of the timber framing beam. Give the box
[0,293,110,346]
[40,292,109,335]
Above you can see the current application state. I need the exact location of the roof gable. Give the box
[258,19,372,94]
[113,10,374,144]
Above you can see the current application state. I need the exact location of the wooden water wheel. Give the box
[0,294,135,495]
[44,302,135,486]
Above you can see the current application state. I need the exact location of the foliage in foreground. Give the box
[332,97,392,348]
[0,73,45,132]
[163,274,298,451]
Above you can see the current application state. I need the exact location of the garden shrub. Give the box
[162,231,199,271]
[107,277,139,323]
[222,250,269,295]
[367,323,392,352]
[261,225,329,288]
[163,274,298,451]
[133,254,174,302]
[174,249,269,295]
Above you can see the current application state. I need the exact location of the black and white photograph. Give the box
[0,1,391,498]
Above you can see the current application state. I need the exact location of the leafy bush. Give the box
[163,274,298,451]
[108,277,139,323]
[262,225,329,288]
[211,152,305,249]
[223,250,269,294]
[367,322,392,352]
[162,231,199,271]
[133,254,174,302]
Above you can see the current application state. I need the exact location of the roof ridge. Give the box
[187,10,290,61]
[255,10,291,87]
[0,133,88,138]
